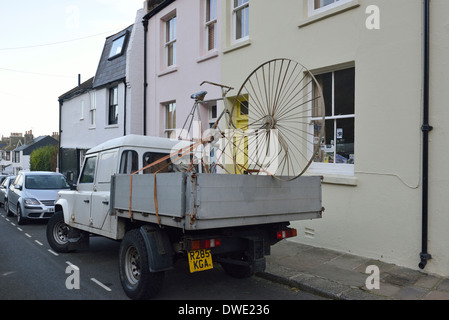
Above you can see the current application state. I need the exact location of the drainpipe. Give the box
[58,99,63,174]
[123,79,127,136]
[419,0,432,270]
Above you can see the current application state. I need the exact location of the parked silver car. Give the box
[7,171,71,225]
[0,175,16,209]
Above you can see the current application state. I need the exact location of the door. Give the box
[90,150,118,230]
[73,155,97,226]
[8,174,23,214]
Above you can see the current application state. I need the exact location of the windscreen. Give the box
[25,175,71,190]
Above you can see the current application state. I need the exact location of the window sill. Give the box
[299,0,361,28]
[105,124,119,129]
[158,65,178,77]
[197,50,219,63]
[222,38,251,54]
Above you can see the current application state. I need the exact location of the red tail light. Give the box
[276,228,297,240]
[189,238,222,250]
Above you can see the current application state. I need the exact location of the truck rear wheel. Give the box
[119,229,164,300]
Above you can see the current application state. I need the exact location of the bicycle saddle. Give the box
[190,91,208,101]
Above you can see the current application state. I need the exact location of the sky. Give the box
[0,0,145,139]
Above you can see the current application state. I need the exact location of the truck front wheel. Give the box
[46,211,72,253]
[119,229,164,300]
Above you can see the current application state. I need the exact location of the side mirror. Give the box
[14,185,22,191]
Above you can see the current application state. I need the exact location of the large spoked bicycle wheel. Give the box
[229,58,325,181]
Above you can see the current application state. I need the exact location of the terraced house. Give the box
[58,0,449,277]
[216,0,449,277]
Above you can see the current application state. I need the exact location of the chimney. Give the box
[78,74,81,86]
[24,130,34,144]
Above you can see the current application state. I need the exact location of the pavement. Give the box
[259,240,449,300]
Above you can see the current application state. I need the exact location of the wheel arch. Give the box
[55,198,71,224]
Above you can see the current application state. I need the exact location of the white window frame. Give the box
[109,34,126,59]
[89,91,96,128]
[205,0,218,51]
[107,86,119,126]
[165,15,177,67]
[308,0,353,16]
[308,68,355,176]
[232,0,249,43]
[165,102,177,138]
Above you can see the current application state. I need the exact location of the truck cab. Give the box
[56,135,189,240]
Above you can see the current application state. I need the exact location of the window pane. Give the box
[120,151,138,174]
[235,6,249,40]
[143,152,171,174]
[167,43,174,66]
[336,118,354,164]
[167,17,176,42]
[80,157,96,184]
[334,68,355,115]
[207,0,217,21]
[315,73,332,117]
[110,87,118,105]
[235,0,249,7]
[315,0,336,10]
[208,23,216,50]
[166,103,176,130]
[109,35,126,58]
[314,119,334,163]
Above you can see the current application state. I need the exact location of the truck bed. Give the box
[111,173,323,230]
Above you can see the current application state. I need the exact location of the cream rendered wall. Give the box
[145,0,222,139]
[220,0,449,276]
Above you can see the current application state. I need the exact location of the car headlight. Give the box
[24,198,40,205]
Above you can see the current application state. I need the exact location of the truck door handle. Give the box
[102,200,109,205]
[84,200,90,204]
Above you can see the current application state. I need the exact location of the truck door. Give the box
[74,155,97,226]
[90,150,118,230]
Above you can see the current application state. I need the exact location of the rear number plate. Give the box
[188,249,213,273]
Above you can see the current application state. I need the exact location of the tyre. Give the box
[46,211,72,253]
[119,229,165,300]
[5,200,13,217]
[17,205,27,225]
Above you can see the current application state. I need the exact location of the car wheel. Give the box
[17,205,27,225]
[5,200,13,217]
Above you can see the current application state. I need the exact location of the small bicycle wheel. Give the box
[229,58,325,180]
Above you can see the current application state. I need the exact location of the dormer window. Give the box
[109,34,127,59]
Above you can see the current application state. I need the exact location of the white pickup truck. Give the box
[46,135,323,299]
